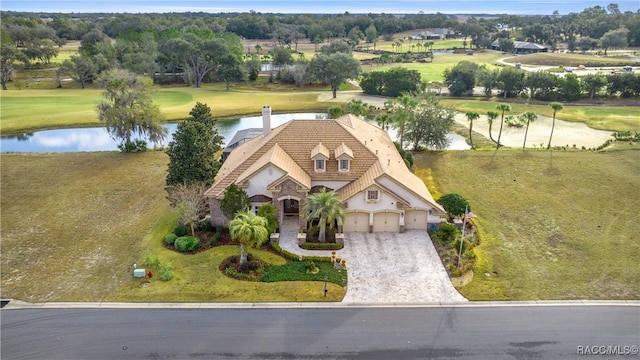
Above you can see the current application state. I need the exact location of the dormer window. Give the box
[311,142,330,173]
[334,143,353,174]
[366,189,380,202]
[339,159,350,172]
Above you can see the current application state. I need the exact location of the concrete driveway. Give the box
[277,218,466,303]
[340,231,467,304]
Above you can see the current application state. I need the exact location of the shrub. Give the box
[143,254,161,268]
[118,139,147,153]
[198,221,213,232]
[159,262,174,281]
[225,266,257,281]
[435,223,461,244]
[270,242,333,263]
[164,233,178,245]
[174,225,188,237]
[210,231,221,246]
[174,236,200,252]
[301,242,343,250]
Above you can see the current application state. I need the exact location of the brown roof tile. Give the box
[205,114,443,213]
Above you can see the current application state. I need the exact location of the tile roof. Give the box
[204,114,443,213]
[334,143,353,159]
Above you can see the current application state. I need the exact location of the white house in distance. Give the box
[204,106,445,233]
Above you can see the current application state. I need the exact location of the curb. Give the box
[2,299,639,310]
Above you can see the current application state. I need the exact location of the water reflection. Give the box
[1,112,470,152]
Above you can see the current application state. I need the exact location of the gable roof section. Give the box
[336,115,444,212]
[310,142,330,159]
[334,143,353,159]
[236,143,310,190]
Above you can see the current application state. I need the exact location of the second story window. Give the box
[367,190,379,201]
[315,159,325,171]
[339,159,350,172]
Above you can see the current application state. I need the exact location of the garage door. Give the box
[373,212,400,232]
[405,210,428,230]
[343,212,369,232]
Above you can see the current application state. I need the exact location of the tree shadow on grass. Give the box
[544,150,562,176]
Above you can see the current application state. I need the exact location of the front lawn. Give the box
[0,152,346,302]
[415,147,640,300]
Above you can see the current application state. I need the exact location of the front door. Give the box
[283,199,299,215]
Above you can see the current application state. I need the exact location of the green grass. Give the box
[414,148,640,300]
[0,152,346,302]
[501,53,639,67]
[261,261,347,286]
[439,98,640,132]
[0,86,334,133]
[362,51,503,82]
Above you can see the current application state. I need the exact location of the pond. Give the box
[0,113,469,152]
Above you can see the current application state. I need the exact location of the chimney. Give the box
[262,105,271,135]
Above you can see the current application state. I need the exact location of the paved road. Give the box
[2,305,638,359]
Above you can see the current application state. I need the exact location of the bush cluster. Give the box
[174,236,200,252]
[429,223,461,245]
[164,233,178,245]
[174,225,188,237]
[301,242,343,250]
[141,254,174,281]
[270,242,333,263]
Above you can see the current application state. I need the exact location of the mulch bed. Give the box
[163,228,234,254]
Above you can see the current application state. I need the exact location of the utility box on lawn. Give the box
[133,268,146,278]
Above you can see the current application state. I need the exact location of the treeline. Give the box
[444,61,640,100]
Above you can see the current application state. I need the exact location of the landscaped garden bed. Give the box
[429,222,479,278]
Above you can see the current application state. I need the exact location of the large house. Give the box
[204,106,445,233]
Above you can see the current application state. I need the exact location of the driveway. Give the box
[339,231,467,303]
[277,218,467,303]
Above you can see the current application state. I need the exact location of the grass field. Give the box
[0,152,345,302]
[0,85,335,133]
[362,51,503,82]
[501,52,639,67]
[414,147,640,300]
[439,98,640,132]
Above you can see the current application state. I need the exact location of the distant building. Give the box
[410,28,456,40]
[491,40,548,54]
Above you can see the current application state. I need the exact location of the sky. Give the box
[1,0,638,15]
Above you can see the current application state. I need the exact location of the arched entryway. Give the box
[282,198,299,216]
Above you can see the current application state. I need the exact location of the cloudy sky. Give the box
[2,0,638,15]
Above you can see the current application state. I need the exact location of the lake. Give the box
[0,113,470,152]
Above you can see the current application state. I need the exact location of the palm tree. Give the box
[465,111,480,149]
[495,103,512,149]
[547,102,564,150]
[303,188,345,243]
[375,113,391,131]
[519,111,538,149]
[390,93,418,149]
[229,210,268,266]
[486,110,499,145]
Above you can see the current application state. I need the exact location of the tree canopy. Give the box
[306,52,360,98]
[166,102,224,187]
[436,193,470,221]
[96,69,166,151]
[303,188,345,243]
